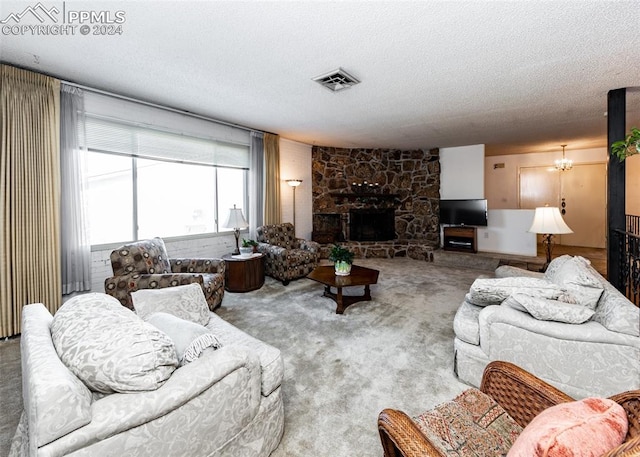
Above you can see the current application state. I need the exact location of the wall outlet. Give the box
[484,232,489,238]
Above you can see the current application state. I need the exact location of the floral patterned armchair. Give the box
[256,223,320,285]
[104,237,226,310]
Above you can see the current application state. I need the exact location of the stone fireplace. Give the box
[312,146,440,259]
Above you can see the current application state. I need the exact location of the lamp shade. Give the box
[287,179,302,187]
[528,206,573,234]
[223,205,249,229]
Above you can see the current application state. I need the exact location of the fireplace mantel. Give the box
[329,192,399,203]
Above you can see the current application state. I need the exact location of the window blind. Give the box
[82,91,251,169]
[85,115,249,168]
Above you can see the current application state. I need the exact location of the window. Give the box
[84,115,249,245]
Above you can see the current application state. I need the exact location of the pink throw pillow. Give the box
[508,397,628,457]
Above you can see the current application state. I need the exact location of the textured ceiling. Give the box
[2,0,640,156]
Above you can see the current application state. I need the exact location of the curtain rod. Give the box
[61,79,260,134]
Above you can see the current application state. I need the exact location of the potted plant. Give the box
[611,127,640,161]
[240,238,258,256]
[328,244,355,276]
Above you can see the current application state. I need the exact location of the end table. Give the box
[222,253,265,292]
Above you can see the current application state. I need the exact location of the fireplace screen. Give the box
[349,208,395,241]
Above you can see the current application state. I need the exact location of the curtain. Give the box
[0,65,61,338]
[263,133,281,224]
[60,84,91,295]
[249,131,264,237]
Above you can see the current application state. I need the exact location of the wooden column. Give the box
[607,88,626,291]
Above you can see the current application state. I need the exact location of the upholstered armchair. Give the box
[256,223,320,285]
[104,237,226,310]
[378,361,640,457]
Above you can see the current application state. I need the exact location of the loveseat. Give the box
[10,286,284,457]
[453,255,640,399]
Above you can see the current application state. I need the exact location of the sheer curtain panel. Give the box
[249,131,265,236]
[0,65,61,338]
[264,133,281,224]
[60,84,91,295]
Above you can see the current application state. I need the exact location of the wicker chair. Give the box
[378,361,640,457]
[104,237,226,311]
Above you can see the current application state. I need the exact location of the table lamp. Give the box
[528,206,573,267]
[224,204,249,255]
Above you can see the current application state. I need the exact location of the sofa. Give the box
[104,237,226,311]
[256,223,320,285]
[10,286,284,457]
[453,255,640,399]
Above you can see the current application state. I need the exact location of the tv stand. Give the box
[443,226,477,253]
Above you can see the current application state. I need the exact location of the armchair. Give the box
[256,223,320,285]
[104,237,226,310]
[378,361,640,457]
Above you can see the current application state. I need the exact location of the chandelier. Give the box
[554,144,573,171]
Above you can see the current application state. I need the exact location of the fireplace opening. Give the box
[349,208,395,241]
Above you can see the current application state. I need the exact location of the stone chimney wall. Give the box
[312,146,441,249]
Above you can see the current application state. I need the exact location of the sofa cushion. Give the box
[503,294,595,324]
[51,293,178,393]
[131,282,211,326]
[507,397,628,457]
[413,388,522,455]
[543,254,573,282]
[467,277,571,307]
[550,256,604,309]
[146,312,223,365]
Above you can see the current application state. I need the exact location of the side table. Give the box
[222,253,265,293]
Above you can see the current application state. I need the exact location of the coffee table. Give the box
[307,265,379,314]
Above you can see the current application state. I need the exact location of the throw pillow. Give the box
[413,388,523,455]
[551,256,604,310]
[503,293,595,324]
[467,277,570,307]
[51,293,178,393]
[145,312,223,365]
[131,282,210,326]
[507,397,628,457]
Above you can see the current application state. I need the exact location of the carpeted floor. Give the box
[0,258,488,456]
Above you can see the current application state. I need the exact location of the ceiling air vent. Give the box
[312,68,360,92]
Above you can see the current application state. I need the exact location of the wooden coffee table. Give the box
[307,265,379,314]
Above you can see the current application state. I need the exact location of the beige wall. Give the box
[485,148,607,210]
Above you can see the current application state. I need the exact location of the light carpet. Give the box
[0,258,488,456]
[217,258,486,456]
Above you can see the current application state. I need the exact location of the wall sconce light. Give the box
[287,179,302,228]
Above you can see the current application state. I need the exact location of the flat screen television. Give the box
[439,199,488,226]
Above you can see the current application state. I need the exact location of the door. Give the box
[519,163,606,248]
[559,163,606,248]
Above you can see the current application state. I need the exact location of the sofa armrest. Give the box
[170,258,226,276]
[44,346,262,456]
[480,361,573,428]
[21,304,93,450]
[295,238,320,252]
[378,408,442,457]
[257,243,287,258]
